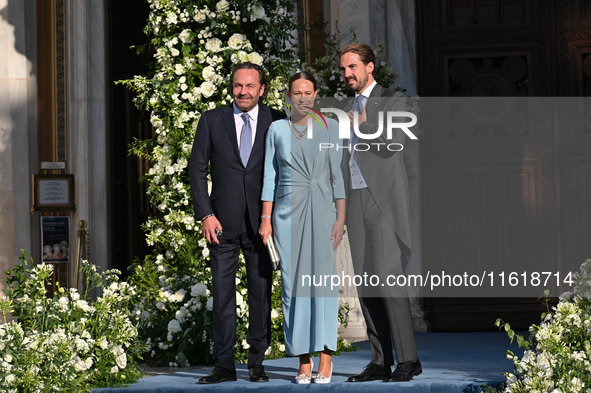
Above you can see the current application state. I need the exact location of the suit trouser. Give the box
[347,188,418,366]
[209,217,272,370]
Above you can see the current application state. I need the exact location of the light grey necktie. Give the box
[351,94,365,151]
[240,113,252,166]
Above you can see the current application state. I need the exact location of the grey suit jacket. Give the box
[343,84,412,254]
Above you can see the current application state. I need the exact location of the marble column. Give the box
[66,0,109,286]
[0,0,37,303]
[332,0,429,335]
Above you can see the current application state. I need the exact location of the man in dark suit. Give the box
[340,44,422,382]
[190,62,285,384]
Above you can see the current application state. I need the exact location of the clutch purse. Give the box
[266,236,280,271]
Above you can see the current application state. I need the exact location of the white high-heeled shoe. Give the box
[314,361,333,384]
[295,357,314,384]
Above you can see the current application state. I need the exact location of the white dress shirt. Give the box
[233,102,259,149]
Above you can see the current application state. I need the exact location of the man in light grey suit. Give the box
[340,43,421,383]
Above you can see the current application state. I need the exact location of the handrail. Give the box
[74,220,87,290]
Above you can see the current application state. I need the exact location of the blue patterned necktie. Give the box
[240,113,252,166]
[353,94,365,114]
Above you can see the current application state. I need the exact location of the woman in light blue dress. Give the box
[259,72,346,384]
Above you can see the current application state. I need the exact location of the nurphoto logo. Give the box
[283,92,418,151]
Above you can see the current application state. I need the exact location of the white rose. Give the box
[247,52,263,66]
[111,365,119,373]
[202,246,210,258]
[191,283,207,297]
[175,308,188,323]
[115,352,127,369]
[236,292,244,307]
[175,64,185,75]
[205,38,222,52]
[237,51,249,62]
[156,301,165,310]
[279,344,285,352]
[98,338,109,350]
[4,354,13,363]
[216,0,230,12]
[168,319,182,334]
[179,29,192,44]
[200,81,216,98]
[194,11,206,23]
[170,47,180,57]
[251,5,266,21]
[271,309,278,319]
[228,33,245,50]
[206,297,214,311]
[202,66,216,82]
[173,289,187,303]
[5,374,15,383]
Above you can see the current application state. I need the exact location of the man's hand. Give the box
[258,218,273,246]
[202,215,222,244]
[347,105,367,130]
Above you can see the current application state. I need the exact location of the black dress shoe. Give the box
[249,365,269,382]
[198,366,237,384]
[384,359,422,382]
[347,362,391,382]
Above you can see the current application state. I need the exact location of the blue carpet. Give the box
[94,332,523,393]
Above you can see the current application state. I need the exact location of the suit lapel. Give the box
[366,84,383,121]
[253,104,271,155]
[222,104,242,164]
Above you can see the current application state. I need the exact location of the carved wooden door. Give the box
[417,0,591,330]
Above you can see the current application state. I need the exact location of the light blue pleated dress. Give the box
[261,117,345,356]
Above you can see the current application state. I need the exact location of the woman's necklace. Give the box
[289,118,307,140]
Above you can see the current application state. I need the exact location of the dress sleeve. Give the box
[328,118,346,200]
[261,122,278,202]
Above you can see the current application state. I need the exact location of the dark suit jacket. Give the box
[190,103,286,237]
[343,84,412,253]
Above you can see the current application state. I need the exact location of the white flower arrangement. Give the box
[0,251,143,391]
[120,0,362,368]
[486,259,591,393]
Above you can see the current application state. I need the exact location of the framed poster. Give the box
[32,174,75,212]
[41,216,70,263]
